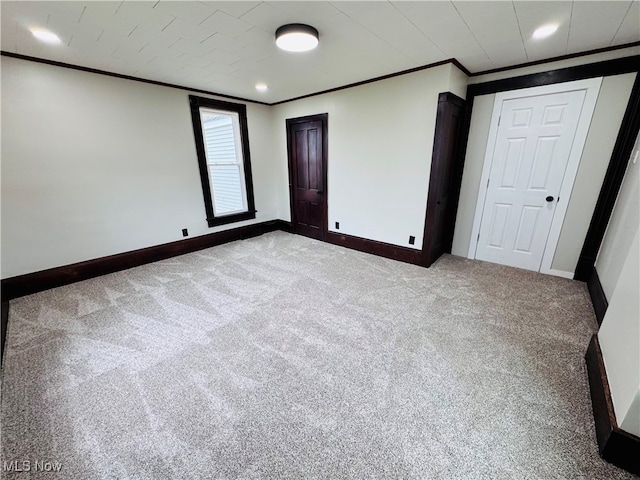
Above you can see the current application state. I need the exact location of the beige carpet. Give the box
[1,231,633,479]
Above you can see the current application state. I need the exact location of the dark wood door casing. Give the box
[422,92,466,267]
[286,114,328,241]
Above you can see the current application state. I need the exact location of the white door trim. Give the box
[467,77,603,277]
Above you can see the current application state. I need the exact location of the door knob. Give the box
[546,196,554,202]
[317,191,324,195]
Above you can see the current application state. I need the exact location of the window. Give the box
[189,95,256,227]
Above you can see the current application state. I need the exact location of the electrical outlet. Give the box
[335,222,340,229]
[409,235,415,245]
[182,229,188,237]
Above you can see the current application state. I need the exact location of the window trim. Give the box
[189,95,256,227]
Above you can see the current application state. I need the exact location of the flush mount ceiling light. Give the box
[30,28,61,44]
[532,24,558,40]
[255,83,268,92]
[275,24,319,52]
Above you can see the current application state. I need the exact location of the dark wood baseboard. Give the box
[1,220,284,301]
[274,220,293,233]
[0,221,417,363]
[1,300,8,367]
[585,335,640,475]
[325,231,422,265]
[0,220,414,303]
[587,267,609,326]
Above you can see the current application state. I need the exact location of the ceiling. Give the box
[1,1,639,103]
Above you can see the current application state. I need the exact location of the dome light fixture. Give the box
[255,83,268,92]
[275,24,319,52]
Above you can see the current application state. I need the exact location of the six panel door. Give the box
[475,89,587,271]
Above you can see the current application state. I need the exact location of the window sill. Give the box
[207,211,256,228]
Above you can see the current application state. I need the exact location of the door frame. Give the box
[467,77,602,278]
[421,91,466,267]
[286,113,329,240]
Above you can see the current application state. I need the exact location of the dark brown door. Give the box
[286,114,328,240]
[422,92,466,267]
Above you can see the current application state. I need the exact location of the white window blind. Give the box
[200,109,248,216]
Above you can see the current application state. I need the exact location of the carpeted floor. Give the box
[0,231,634,479]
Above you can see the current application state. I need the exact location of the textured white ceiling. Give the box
[1,1,638,103]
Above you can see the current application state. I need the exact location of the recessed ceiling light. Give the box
[30,28,62,44]
[255,83,268,92]
[275,24,319,52]
[532,24,558,40]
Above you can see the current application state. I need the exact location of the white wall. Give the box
[553,73,636,273]
[2,57,468,277]
[451,71,637,277]
[450,93,494,257]
[596,133,640,437]
[272,63,467,250]
[598,227,640,437]
[620,391,640,435]
[448,63,468,99]
[596,133,640,299]
[1,56,278,279]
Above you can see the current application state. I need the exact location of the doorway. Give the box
[469,78,602,276]
[286,114,328,241]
